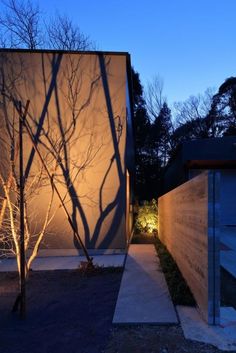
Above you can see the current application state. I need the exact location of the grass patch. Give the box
[132,233,196,306]
[154,237,195,306]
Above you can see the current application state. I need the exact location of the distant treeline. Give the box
[132,69,236,200]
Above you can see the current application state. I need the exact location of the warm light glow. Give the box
[135,199,158,234]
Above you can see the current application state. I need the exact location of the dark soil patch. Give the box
[104,326,227,353]
[0,268,122,353]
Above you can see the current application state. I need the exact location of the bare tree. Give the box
[173,88,215,126]
[46,14,94,51]
[0,100,57,278]
[0,50,98,287]
[145,75,166,122]
[171,88,226,144]
[0,0,94,50]
[0,0,42,49]
[0,52,61,280]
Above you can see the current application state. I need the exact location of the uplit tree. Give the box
[0,50,103,278]
[0,76,57,278]
[0,0,96,280]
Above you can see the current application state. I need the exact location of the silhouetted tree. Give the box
[46,14,93,50]
[0,0,93,50]
[0,0,42,48]
[153,102,173,167]
[132,68,152,200]
[211,77,236,135]
[132,68,150,150]
[173,89,215,138]
[170,88,227,161]
[145,75,166,122]
[133,71,172,199]
[134,72,236,200]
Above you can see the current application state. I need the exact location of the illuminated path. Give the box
[113,244,178,324]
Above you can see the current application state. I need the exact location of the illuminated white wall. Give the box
[0,50,132,254]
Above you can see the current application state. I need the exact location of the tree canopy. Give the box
[0,0,94,50]
[132,72,236,200]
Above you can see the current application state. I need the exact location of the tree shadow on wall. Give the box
[0,51,127,252]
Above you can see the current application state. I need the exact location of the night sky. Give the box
[1,0,236,106]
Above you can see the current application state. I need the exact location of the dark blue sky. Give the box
[2,0,236,106]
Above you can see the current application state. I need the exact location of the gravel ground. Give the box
[0,269,235,353]
[0,269,122,353]
[104,325,231,353]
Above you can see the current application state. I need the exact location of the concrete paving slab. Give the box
[0,254,125,272]
[113,244,178,324]
[177,306,236,351]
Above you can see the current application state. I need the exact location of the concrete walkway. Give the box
[113,244,178,324]
[0,254,125,271]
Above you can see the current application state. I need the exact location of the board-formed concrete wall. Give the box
[158,171,220,325]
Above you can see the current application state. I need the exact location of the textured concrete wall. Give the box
[158,172,220,325]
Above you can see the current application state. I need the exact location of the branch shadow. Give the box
[0,51,128,253]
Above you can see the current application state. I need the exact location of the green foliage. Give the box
[154,237,195,305]
[135,199,158,234]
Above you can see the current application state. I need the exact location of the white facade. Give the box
[0,50,134,255]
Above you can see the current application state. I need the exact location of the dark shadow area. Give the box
[0,269,122,353]
[24,53,63,179]
[221,267,236,309]
[89,54,125,249]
